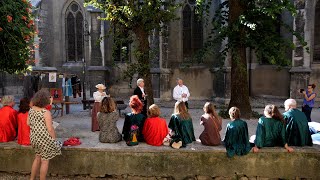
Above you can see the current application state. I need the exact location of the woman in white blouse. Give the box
[92,84,107,132]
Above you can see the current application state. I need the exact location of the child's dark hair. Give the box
[19,98,30,113]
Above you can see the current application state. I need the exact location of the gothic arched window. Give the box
[66,2,83,62]
[183,3,203,61]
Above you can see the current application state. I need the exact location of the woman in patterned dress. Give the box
[97,97,122,143]
[28,89,61,180]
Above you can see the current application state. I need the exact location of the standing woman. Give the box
[168,101,195,149]
[28,89,61,180]
[199,102,222,146]
[92,84,107,132]
[301,84,316,122]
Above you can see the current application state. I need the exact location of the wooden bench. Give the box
[116,100,127,116]
[52,101,82,117]
[82,99,94,110]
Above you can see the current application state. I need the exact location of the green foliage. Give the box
[85,0,179,79]
[197,0,307,67]
[0,0,35,74]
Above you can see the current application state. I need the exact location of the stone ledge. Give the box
[0,143,319,180]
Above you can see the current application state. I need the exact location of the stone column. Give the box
[87,11,109,95]
[37,0,53,67]
[150,29,161,99]
[89,13,102,66]
[159,24,173,101]
[290,0,311,98]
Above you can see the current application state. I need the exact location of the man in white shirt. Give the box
[173,78,190,109]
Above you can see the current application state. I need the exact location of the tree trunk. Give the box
[134,26,155,106]
[228,0,252,119]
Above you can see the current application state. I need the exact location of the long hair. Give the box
[129,95,143,113]
[100,97,116,113]
[203,102,220,121]
[174,101,190,120]
[264,104,285,124]
[19,98,30,113]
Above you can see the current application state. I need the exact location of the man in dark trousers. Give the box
[134,78,147,116]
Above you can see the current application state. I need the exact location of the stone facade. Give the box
[1,0,320,103]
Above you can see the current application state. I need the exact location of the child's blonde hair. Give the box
[229,107,240,119]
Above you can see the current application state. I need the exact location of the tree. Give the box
[85,0,179,105]
[197,0,306,118]
[0,0,35,74]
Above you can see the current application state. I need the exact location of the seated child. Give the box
[97,97,122,143]
[199,102,222,146]
[122,95,146,145]
[168,101,195,149]
[17,98,31,145]
[142,104,168,146]
[252,104,293,152]
[224,107,252,157]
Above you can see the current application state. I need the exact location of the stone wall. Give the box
[250,66,290,98]
[169,67,213,101]
[0,145,319,180]
[0,72,24,97]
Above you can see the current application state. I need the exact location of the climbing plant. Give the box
[0,0,36,74]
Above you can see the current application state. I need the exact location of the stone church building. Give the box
[0,0,319,103]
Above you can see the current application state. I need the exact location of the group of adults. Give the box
[0,90,61,180]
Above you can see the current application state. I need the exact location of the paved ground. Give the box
[46,98,320,148]
[2,98,320,179]
[7,97,320,148]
